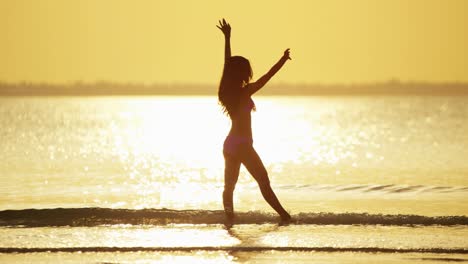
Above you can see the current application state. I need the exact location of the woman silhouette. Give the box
[217,19,291,222]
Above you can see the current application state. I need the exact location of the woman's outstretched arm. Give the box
[216,19,231,65]
[247,49,291,95]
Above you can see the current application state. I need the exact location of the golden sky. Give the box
[1,0,467,84]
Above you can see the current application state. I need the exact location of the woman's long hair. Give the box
[218,56,253,118]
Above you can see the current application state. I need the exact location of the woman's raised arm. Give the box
[216,19,231,65]
[246,49,291,95]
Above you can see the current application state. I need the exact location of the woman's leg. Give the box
[223,152,241,218]
[240,146,290,220]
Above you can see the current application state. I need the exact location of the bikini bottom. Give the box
[223,135,253,158]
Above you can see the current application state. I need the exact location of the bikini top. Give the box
[230,97,255,120]
[243,97,255,112]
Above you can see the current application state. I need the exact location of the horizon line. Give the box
[1,80,468,96]
[1,79,468,86]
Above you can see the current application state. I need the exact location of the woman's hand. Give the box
[216,18,231,38]
[283,48,292,60]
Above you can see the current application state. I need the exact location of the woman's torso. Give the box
[228,96,255,138]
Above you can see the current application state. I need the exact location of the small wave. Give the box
[337,185,369,191]
[414,257,468,262]
[0,208,467,227]
[364,184,395,192]
[278,184,468,194]
[389,185,425,193]
[0,246,466,254]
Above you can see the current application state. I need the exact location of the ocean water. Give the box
[0,95,467,263]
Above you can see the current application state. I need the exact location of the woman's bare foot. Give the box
[279,213,292,226]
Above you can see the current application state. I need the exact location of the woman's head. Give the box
[225,56,253,85]
[218,56,253,117]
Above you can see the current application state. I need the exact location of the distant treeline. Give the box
[1,81,468,96]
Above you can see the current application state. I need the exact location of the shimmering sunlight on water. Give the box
[0,96,467,215]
